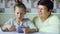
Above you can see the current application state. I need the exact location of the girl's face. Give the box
[14,7,26,19]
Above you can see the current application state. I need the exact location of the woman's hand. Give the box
[22,28,29,34]
[22,27,36,33]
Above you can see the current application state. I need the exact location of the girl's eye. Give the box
[17,12,19,14]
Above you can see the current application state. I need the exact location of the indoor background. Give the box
[0,0,60,25]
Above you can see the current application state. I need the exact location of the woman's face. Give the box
[14,7,26,19]
[37,5,50,17]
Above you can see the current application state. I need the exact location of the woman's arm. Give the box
[22,28,36,33]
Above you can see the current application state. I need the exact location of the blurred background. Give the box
[0,0,60,25]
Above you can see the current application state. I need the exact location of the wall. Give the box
[0,13,60,25]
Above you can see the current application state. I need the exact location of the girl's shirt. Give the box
[4,18,37,32]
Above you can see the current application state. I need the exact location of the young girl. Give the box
[1,0,37,33]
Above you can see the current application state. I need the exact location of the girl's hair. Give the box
[14,0,26,11]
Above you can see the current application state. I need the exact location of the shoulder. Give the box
[22,18,32,23]
[33,16,38,22]
[50,15,59,20]
[33,16,38,19]
[49,15,60,24]
[23,18,30,21]
[32,16,39,24]
[5,18,15,24]
[7,18,14,22]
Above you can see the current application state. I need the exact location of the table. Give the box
[0,32,58,34]
[0,28,59,34]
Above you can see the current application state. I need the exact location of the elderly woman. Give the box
[33,0,60,34]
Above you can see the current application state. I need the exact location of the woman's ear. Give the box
[49,9,52,12]
[48,9,52,15]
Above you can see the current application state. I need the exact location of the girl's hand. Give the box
[1,24,11,30]
[8,24,16,32]
[2,24,16,32]
[1,24,12,32]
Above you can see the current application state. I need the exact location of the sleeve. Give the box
[4,18,13,25]
[3,18,14,29]
[1,18,13,31]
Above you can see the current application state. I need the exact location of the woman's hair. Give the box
[14,0,26,11]
[37,0,53,11]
